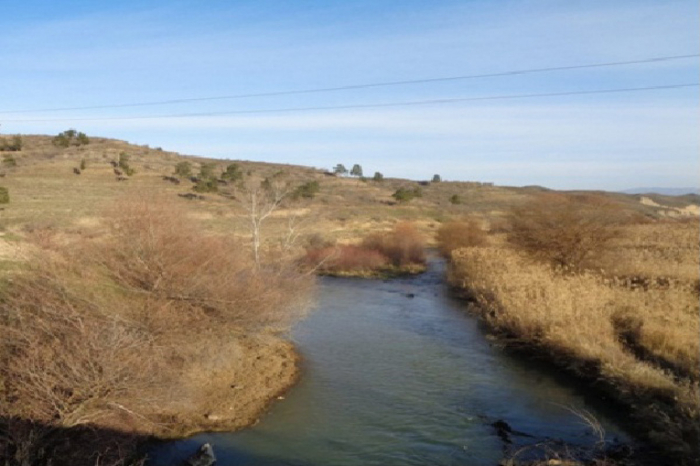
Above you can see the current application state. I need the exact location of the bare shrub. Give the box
[436,219,488,258]
[507,194,620,269]
[91,195,311,332]
[361,222,426,267]
[305,245,388,274]
[0,261,159,429]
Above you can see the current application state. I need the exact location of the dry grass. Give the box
[449,218,700,462]
[598,219,699,283]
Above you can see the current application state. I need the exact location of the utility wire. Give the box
[4,83,697,123]
[0,53,696,115]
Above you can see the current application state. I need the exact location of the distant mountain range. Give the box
[622,187,700,196]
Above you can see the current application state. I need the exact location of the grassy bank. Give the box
[447,219,699,465]
[0,196,313,466]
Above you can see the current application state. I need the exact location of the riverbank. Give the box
[141,333,301,439]
[448,238,699,465]
[0,197,313,466]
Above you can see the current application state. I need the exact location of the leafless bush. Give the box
[90,196,312,332]
[435,219,488,258]
[0,265,159,429]
[507,194,620,269]
[361,222,426,267]
[305,245,388,273]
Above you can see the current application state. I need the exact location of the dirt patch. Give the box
[639,196,662,207]
[0,237,29,261]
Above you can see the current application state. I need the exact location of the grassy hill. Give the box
[0,133,696,253]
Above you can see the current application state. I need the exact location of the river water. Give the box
[149,258,629,465]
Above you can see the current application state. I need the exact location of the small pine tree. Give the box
[373,172,384,182]
[118,152,131,171]
[76,132,90,145]
[333,164,348,176]
[449,194,462,205]
[0,186,9,204]
[222,163,243,182]
[350,164,363,177]
[199,162,217,181]
[80,159,87,170]
[432,174,441,183]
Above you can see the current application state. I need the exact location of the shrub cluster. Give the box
[193,163,219,193]
[0,135,22,152]
[305,222,426,275]
[52,129,89,148]
[392,187,422,203]
[118,152,136,176]
[221,162,243,182]
[361,222,426,267]
[0,186,9,204]
[305,244,388,273]
[292,180,320,200]
[174,161,192,178]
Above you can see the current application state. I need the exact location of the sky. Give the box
[0,0,697,190]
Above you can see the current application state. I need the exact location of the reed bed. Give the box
[449,230,699,463]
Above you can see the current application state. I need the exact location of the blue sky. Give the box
[1,0,697,190]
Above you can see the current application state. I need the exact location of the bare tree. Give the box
[238,176,289,268]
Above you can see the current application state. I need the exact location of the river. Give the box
[148,258,630,465]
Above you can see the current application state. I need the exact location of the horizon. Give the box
[1,0,698,191]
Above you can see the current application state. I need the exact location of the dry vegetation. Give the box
[1,134,699,465]
[446,203,699,465]
[304,222,427,277]
[435,218,488,257]
[0,196,313,466]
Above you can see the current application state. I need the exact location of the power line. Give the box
[5,83,697,123]
[0,53,697,115]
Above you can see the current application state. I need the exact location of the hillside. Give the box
[0,133,696,254]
